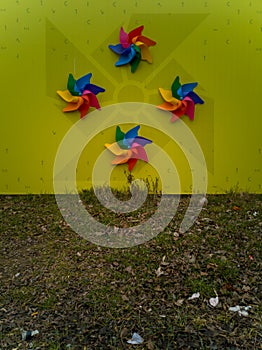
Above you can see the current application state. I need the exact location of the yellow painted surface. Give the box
[0,0,261,193]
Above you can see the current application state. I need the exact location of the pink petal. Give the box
[119,27,129,48]
[183,96,195,120]
[82,90,101,110]
[131,146,148,162]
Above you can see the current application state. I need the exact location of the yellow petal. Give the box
[159,88,181,105]
[105,142,128,156]
[135,42,152,63]
[57,90,79,103]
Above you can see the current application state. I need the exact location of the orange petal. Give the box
[63,97,84,112]
[112,152,132,165]
[157,101,182,112]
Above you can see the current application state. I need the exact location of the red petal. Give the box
[128,158,138,171]
[82,91,101,110]
[128,25,144,42]
[78,100,90,118]
[136,35,156,47]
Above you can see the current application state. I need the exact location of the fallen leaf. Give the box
[155,266,164,277]
[174,299,184,306]
[120,327,128,339]
[188,292,200,300]
[160,255,169,266]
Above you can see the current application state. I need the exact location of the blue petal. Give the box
[122,125,140,147]
[108,43,127,55]
[178,82,198,98]
[133,136,152,146]
[187,91,204,104]
[115,46,136,66]
[84,83,105,95]
[75,73,92,93]
[72,83,82,95]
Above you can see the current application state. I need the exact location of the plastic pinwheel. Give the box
[108,25,156,73]
[57,73,105,118]
[105,125,152,171]
[157,76,204,122]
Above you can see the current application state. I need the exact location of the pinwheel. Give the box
[105,125,152,171]
[57,73,105,118]
[108,25,156,73]
[157,76,204,122]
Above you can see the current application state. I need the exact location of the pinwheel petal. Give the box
[128,158,138,172]
[135,42,152,63]
[119,27,129,48]
[157,101,181,111]
[112,152,132,165]
[159,88,181,105]
[115,46,136,66]
[133,136,152,146]
[174,100,188,117]
[105,142,128,156]
[124,125,140,147]
[57,90,79,103]
[171,76,181,100]
[136,35,156,47]
[75,73,92,93]
[128,25,144,42]
[67,73,81,96]
[115,126,125,143]
[78,99,90,119]
[82,91,101,110]
[178,82,198,98]
[83,84,105,95]
[108,43,127,55]
[187,91,204,104]
[62,96,84,112]
[170,98,195,121]
[130,45,141,73]
[131,146,148,162]
[183,96,195,120]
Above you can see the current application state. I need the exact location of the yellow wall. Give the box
[0,0,261,193]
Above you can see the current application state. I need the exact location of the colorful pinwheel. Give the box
[108,25,156,73]
[105,125,152,171]
[157,76,204,122]
[57,73,105,118]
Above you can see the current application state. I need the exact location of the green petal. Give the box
[116,126,125,142]
[67,73,80,96]
[171,76,181,99]
[130,45,141,73]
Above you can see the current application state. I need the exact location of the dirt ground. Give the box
[0,193,261,349]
